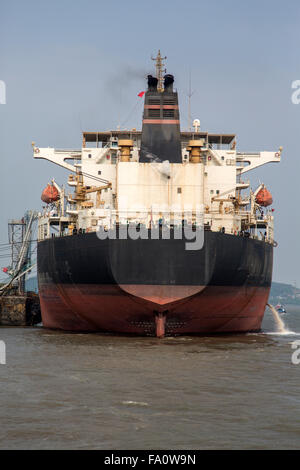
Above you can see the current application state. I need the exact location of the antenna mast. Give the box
[187,69,195,131]
[152,50,167,92]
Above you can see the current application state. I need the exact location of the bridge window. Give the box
[163,109,174,118]
[148,109,160,118]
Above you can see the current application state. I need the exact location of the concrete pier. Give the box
[0,294,41,326]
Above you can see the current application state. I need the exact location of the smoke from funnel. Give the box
[103,65,152,101]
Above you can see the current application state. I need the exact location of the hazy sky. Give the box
[0,0,300,285]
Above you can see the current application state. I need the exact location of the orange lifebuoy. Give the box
[34,148,40,154]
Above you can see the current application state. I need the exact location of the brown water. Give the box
[0,306,300,450]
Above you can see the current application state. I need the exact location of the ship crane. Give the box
[211,186,239,212]
[68,172,112,209]
[84,183,112,208]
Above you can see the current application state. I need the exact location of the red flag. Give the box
[138,91,145,98]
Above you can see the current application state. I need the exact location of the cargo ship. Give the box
[33,52,281,337]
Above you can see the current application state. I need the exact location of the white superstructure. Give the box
[33,127,281,243]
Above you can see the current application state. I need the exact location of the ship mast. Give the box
[187,69,195,131]
[152,50,166,92]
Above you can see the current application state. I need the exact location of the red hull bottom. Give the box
[39,283,270,336]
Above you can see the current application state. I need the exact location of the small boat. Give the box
[276,304,286,314]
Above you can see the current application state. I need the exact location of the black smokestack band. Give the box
[140,72,182,163]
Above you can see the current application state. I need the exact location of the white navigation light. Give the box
[193,119,200,132]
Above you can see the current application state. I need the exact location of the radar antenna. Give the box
[152,50,167,92]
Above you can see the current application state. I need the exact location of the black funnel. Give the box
[140,73,181,164]
[147,75,158,91]
[164,74,174,92]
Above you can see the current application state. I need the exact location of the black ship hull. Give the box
[37,231,273,336]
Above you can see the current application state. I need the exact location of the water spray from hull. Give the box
[267,303,289,334]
